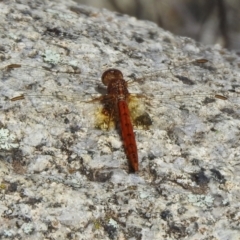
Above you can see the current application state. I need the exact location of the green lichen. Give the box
[0,183,7,190]
[0,128,19,150]
[93,219,102,230]
[43,50,60,64]
[108,218,118,228]
[188,194,214,208]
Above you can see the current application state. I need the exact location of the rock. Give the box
[0,0,239,239]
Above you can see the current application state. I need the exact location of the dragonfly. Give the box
[0,59,237,173]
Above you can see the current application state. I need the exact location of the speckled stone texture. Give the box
[0,0,240,239]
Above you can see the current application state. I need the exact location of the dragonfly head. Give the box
[101,69,124,86]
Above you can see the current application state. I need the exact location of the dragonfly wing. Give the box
[126,70,240,162]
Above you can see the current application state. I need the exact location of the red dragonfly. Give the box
[0,60,236,173]
[100,69,139,172]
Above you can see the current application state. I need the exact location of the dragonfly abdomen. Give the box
[118,100,138,172]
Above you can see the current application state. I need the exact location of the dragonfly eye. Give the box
[101,68,123,86]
